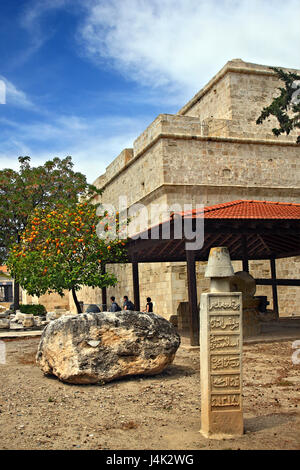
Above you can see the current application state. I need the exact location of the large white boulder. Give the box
[36,311,181,384]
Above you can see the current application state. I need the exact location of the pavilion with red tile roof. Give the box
[123,199,300,345]
[182,199,300,219]
[126,199,300,263]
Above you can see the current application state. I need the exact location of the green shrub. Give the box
[19,304,46,316]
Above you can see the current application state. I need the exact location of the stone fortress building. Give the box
[73,59,300,320]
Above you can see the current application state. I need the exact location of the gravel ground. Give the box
[0,337,299,450]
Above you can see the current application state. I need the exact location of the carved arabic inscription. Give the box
[211,354,240,371]
[211,374,240,391]
[210,334,240,351]
[211,394,241,410]
[210,315,240,331]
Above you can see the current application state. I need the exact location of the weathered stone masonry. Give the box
[74,59,300,318]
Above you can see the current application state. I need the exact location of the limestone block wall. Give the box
[229,70,299,141]
[133,115,165,155]
[105,148,134,184]
[275,257,300,316]
[72,262,174,317]
[178,64,232,120]
[161,137,300,192]
[179,59,300,142]
[149,114,202,138]
[202,118,231,137]
[68,285,102,313]
[98,141,165,210]
[23,291,70,312]
[108,262,174,315]
[164,184,300,211]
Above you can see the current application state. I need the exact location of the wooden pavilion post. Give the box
[132,261,140,311]
[101,264,107,311]
[270,257,279,319]
[186,249,199,346]
[242,234,249,273]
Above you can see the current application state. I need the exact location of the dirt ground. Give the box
[0,336,299,450]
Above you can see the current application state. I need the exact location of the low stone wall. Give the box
[0,308,76,332]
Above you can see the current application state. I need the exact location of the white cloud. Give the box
[2,0,299,183]
[0,114,146,183]
[0,76,35,109]
[20,0,70,36]
[79,0,300,101]
[15,0,71,67]
[21,0,68,26]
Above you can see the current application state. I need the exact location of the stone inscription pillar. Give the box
[200,247,244,438]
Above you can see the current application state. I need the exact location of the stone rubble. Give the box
[0,307,75,333]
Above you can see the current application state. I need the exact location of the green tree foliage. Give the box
[7,202,128,313]
[19,304,46,316]
[256,67,300,144]
[0,156,101,264]
[0,156,102,309]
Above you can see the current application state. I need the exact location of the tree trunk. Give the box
[13,234,21,311]
[72,288,82,314]
[13,279,20,311]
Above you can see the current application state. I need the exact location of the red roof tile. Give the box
[177,200,300,220]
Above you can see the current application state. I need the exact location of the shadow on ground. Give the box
[37,362,197,387]
[155,363,197,379]
[244,412,297,433]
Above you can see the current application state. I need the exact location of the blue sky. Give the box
[0,0,299,182]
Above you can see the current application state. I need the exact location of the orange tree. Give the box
[0,156,102,309]
[7,202,128,313]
